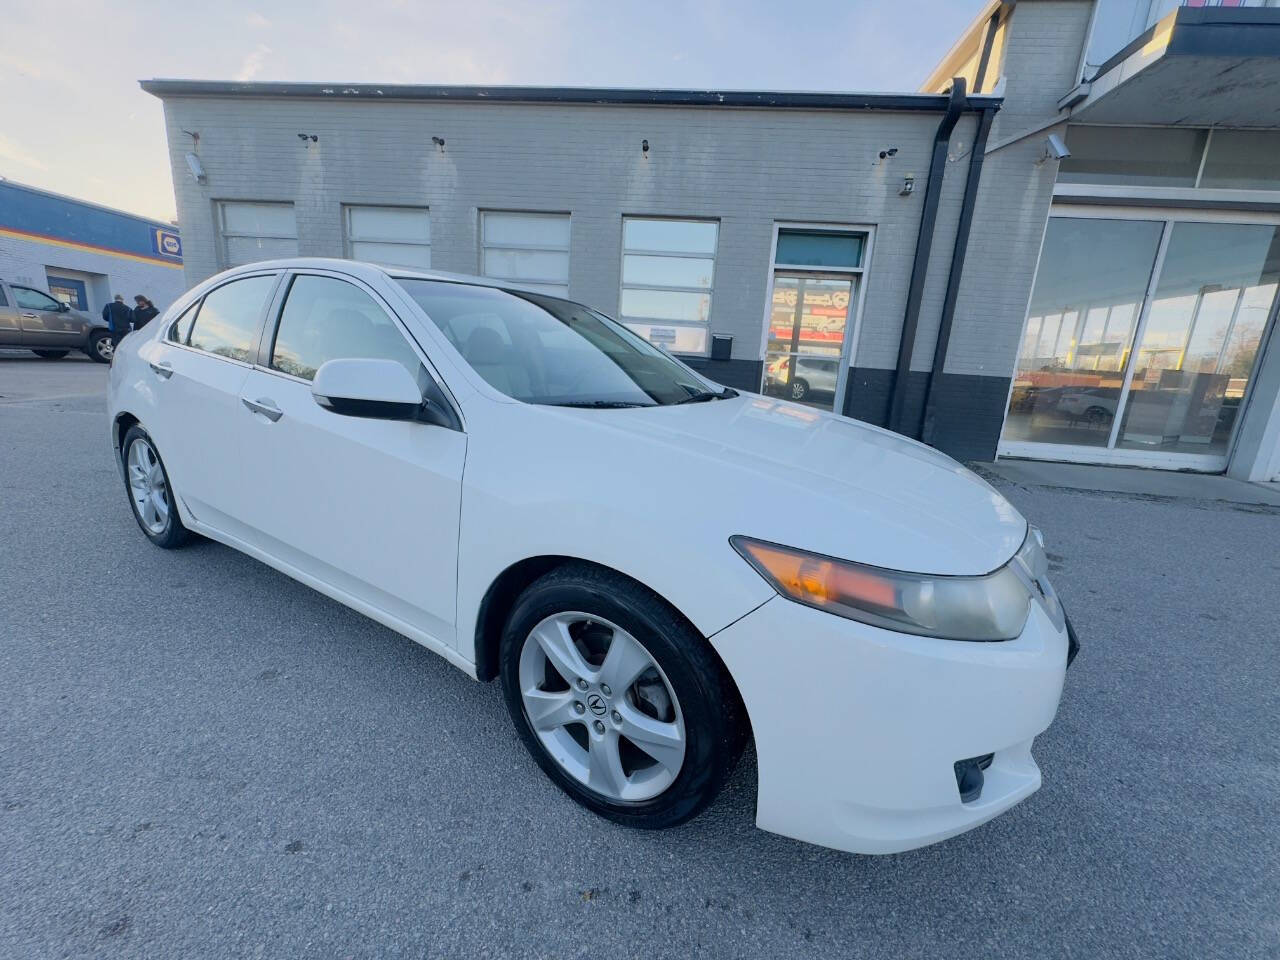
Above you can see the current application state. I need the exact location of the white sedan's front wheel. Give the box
[500,564,747,829]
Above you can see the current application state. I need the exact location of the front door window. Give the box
[1001,214,1280,468]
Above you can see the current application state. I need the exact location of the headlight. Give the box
[731,534,1036,641]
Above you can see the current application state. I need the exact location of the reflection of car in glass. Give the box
[1056,388,1116,427]
[0,279,113,362]
[765,354,838,402]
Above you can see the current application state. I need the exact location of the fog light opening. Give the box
[954,753,995,804]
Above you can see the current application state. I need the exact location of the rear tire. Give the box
[88,330,113,363]
[499,563,745,830]
[120,425,191,549]
[790,378,809,402]
[32,349,70,359]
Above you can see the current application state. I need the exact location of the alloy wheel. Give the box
[518,612,686,802]
[96,337,115,361]
[127,438,170,535]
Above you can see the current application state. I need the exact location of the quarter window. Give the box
[219,201,299,268]
[167,302,198,343]
[270,274,422,382]
[619,217,718,354]
[480,212,571,296]
[345,206,431,269]
[186,275,277,362]
[12,286,61,311]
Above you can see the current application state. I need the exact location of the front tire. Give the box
[88,330,113,363]
[32,349,70,359]
[120,426,191,548]
[499,564,745,830]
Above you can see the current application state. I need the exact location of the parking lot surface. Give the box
[2,355,1278,959]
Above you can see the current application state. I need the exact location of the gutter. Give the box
[139,79,1000,114]
[886,78,968,435]
[919,102,999,446]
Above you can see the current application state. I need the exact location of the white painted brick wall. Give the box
[161,97,982,370]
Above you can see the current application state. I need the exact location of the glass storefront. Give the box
[1002,212,1280,468]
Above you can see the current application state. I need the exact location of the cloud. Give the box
[0,134,47,171]
[247,11,271,28]
[235,43,272,81]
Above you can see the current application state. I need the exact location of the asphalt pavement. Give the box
[2,354,1277,959]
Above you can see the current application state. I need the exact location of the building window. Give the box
[480,212,570,296]
[218,202,298,268]
[46,275,88,310]
[345,206,431,269]
[619,217,718,354]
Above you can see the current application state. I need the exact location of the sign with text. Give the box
[151,228,183,260]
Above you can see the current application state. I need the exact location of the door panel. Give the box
[12,285,80,346]
[235,368,465,644]
[141,341,253,530]
[0,284,20,344]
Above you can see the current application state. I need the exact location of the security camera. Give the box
[185,151,207,184]
[1044,133,1070,161]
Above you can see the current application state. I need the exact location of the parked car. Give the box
[764,353,839,403]
[1057,388,1118,427]
[0,279,113,362]
[108,259,1076,856]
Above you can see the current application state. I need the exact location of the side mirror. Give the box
[59,302,71,312]
[311,358,425,420]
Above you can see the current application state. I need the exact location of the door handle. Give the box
[21,312,38,319]
[242,397,283,422]
[149,360,174,379]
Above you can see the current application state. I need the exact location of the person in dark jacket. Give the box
[132,295,159,330]
[102,294,134,353]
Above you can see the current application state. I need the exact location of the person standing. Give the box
[132,295,159,330]
[102,294,134,354]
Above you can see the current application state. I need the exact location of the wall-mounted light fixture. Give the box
[432,136,445,150]
[185,152,206,184]
[878,147,899,161]
[297,133,318,144]
[899,175,915,197]
[642,139,649,156]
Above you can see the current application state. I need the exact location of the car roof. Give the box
[218,258,556,297]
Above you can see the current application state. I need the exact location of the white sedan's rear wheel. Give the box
[499,564,746,829]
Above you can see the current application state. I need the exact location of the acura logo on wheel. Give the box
[586,694,607,716]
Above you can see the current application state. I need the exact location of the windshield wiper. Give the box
[555,400,653,408]
[673,387,737,405]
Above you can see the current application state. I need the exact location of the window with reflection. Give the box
[1003,218,1163,447]
[185,275,278,363]
[1117,222,1280,457]
[619,218,718,354]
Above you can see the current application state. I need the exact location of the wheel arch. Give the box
[470,555,750,737]
[113,411,141,458]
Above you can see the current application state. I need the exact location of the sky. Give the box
[0,0,985,224]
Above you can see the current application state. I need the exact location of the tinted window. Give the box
[270,274,422,381]
[0,286,7,307]
[396,279,719,407]
[13,286,61,311]
[186,275,276,362]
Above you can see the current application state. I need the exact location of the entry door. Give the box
[233,272,466,646]
[763,273,855,411]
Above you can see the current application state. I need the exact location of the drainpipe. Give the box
[886,78,967,436]
[919,103,999,446]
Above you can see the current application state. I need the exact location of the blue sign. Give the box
[151,227,183,260]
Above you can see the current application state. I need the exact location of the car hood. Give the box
[547,394,1026,576]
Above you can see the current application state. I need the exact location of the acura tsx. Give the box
[108,259,1075,855]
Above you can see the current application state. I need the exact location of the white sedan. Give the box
[108,259,1075,855]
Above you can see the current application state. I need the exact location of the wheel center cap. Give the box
[586,693,607,716]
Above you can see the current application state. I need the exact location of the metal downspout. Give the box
[920,103,999,446]
[886,78,967,436]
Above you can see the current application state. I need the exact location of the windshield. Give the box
[396,279,728,407]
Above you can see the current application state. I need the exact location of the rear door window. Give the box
[185,275,277,362]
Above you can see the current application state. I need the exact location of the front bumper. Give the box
[711,596,1069,855]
